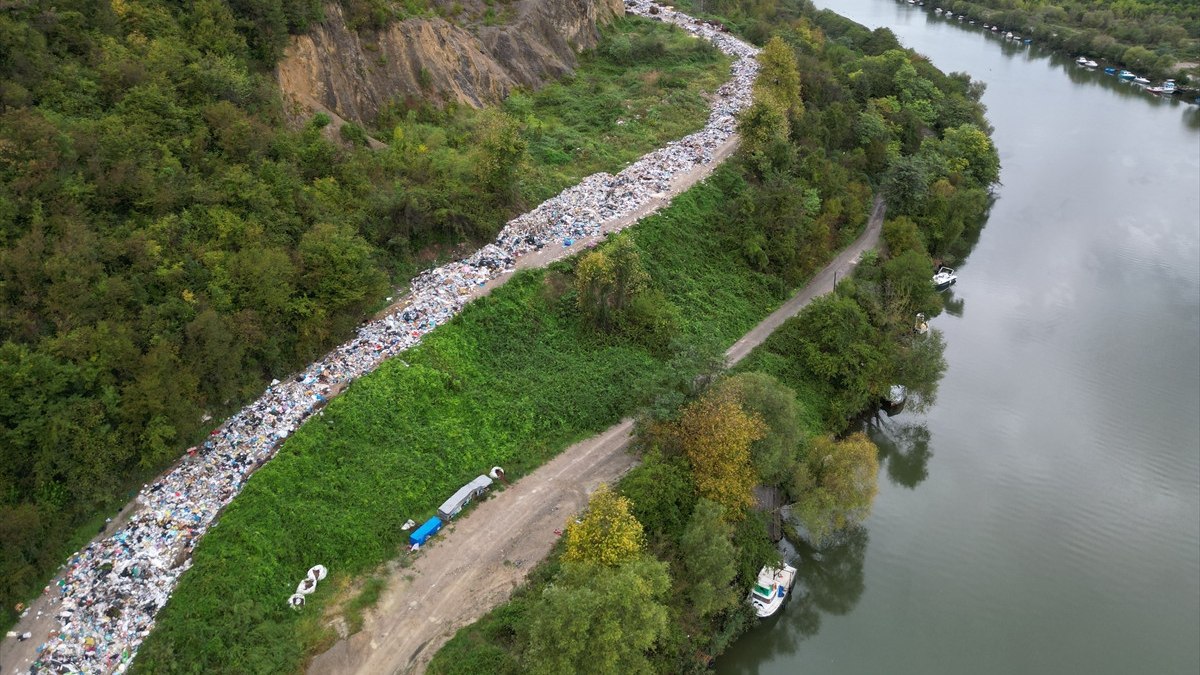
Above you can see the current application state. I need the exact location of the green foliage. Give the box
[743,293,889,430]
[524,557,671,675]
[680,499,739,617]
[931,0,1199,81]
[620,450,697,542]
[574,233,650,332]
[789,432,880,546]
[0,11,734,625]
[713,372,806,485]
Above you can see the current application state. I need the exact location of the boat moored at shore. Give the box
[749,564,798,618]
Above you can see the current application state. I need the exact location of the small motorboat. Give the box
[1133,75,1151,85]
[1084,59,1098,68]
[1076,56,1089,65]
[1148,79,1178,95]
[883,384,909,416]
[932,266,957,291]
[1006,31,1014,40]
[1023,38,1033,45]
[749,564,798,618]
[1118,70,1135,80]
[1104,67,1117,75]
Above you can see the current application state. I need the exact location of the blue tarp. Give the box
[408,516,443,547]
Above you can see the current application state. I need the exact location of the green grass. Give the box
[515,17,732,205]
[134,168,791,674]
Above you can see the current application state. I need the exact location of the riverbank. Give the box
[916,0,1198,82]
[308,196,881,675]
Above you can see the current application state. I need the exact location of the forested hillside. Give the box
[0,0,729,627]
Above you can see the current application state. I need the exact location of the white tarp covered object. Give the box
[437,475,494,520]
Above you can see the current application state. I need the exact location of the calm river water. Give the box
[720,2,1200,673]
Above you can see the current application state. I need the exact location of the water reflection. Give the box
[720,528,869,674]
[941,290,964,317]
[869,418,933,489]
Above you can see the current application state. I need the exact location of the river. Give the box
[719,1,1200,673]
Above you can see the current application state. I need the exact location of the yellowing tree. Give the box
[563,485,645,567]
[791,432,880,545]
[674,388,766,517]
[574,233,649,332]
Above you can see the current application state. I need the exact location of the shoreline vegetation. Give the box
[918,0,1199,82]
[135,2,997,674]
[0,9,729,632]
[427,2,1000,673]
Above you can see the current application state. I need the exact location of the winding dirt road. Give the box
[307,195,885,675]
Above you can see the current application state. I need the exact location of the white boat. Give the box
[1133,75,1151,85]
[932,266,957,290]
[1006,31,1014,39]
[749,564,798,618]
[1118,70,1135,80]
[1084,59,1098,68]
[1147,79,1177,95]
[1076,56,1089,65]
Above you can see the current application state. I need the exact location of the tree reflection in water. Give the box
[869,417,934,489]
[719,527,869,672]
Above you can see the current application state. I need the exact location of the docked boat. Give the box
[1118,70,1135,80]
[1147,79,1177,95]
[749,564,798,618]
[1076,56,1089,65]
[1104,67,1116,75]
[1006,31,1014,39]
[1133,75,1151,85]
[932,266,957,290]
[1084,59,1098,68]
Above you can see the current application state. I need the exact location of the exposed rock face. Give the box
[278,0,625,126]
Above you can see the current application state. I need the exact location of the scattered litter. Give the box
[29,3,759,671]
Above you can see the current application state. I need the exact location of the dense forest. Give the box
[0,0,730,627]
[933,0,1200,79]
[426,2,1001,670]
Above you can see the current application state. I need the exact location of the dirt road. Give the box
[308,195,885,675]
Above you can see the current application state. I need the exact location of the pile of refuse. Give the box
[22,3,758,672]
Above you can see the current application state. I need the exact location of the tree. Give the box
[524,557,671,675]
[680,499,738,617]
[473,108,526,201]
[673,387,766,517]
[574,233,649,333]
[790,433,880,545]
[713,373,804,486]
[563,485,645,567]
[755,36,804,125]
[620,451,696,541]
[882,215,926,257]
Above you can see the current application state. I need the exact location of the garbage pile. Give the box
[25,3,758,672]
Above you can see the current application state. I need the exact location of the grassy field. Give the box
[133,167,811,673]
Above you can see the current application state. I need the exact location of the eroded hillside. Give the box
[278,0,625,125]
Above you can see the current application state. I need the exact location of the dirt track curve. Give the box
[307,195,885,675]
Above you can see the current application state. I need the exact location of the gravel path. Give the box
[306,195,885,675]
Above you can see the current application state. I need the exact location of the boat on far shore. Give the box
[1119,70,1135,80]
[1147,79,1177,95]
[1133,75,1151,85]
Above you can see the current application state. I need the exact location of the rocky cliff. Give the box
[277,0,625,127]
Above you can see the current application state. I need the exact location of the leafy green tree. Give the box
[524,557,671,675]
[621,451,696,541]
[563,485,645,567]
[790,433,880,546]
[680,498,739,617]
[755,36,804,125]
[713,373,804,485]
[882,215,925,257]
[574,233,649,333]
